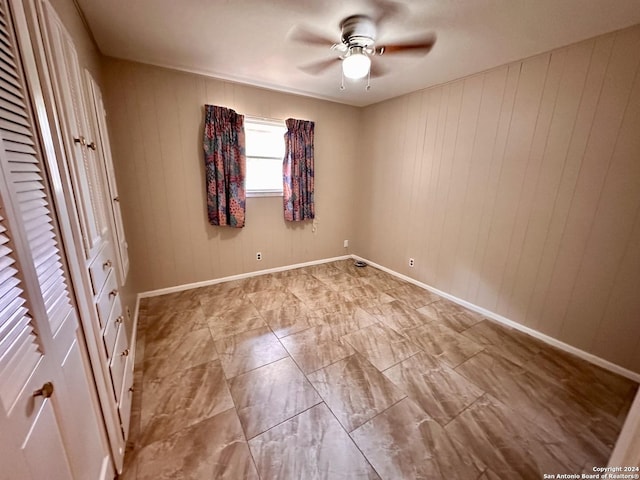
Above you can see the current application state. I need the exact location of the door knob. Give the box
[73,136,86,146]
[33,382,54,398]
[87,141,97,150]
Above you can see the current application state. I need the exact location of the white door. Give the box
[84,71,129,285]
[37,0,109,261]
[0,0,109,477]
[31,0,128,470]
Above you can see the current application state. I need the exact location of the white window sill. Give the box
[247,191,283,198]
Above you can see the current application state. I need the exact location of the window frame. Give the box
[244,116,287,198]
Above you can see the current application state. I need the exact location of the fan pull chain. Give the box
[340,69,345,90]
[366,69,371,91]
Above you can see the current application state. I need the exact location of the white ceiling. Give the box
[75,0,640,107]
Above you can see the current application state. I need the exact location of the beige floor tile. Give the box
[235,274,284,293]
[260,301,324,338]
[385,284,441,308]
[229,357,321,439]
[247,289,298,311]
[461,319,541,366]
[143,326,218,380]
[293,285,348,311]
[142,290,201,316]
[307,354,405,431]
[281,324,355,374]
[318,305,379,334]
[143,307,208,352]
[525,345,638,419]
[478,469,505,480]
[319,272,370,291]
[207,311,266,340]
[455,350,616,466]
[298,262,342,277]
[375,300,433,332]
[199,285,248,311]
[352,398,484,480]
[341,283,396,303]
[126,260,636,478]
[139,361,234,447]
[361,272,405,290]
[278,273,326,292]
[406,320,484,368]
[215,325,289,379]
[418,300,484,332]
[249,403,379,479]
[135,408,258,480]
[342,322,421,371]
[445,394,584,479]
[384,352,485,425]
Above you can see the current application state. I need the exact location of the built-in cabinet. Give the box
[27,0,134,472]
[0,0,112,478]
[0,0,134,476]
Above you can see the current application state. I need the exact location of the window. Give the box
[245,117,287,196]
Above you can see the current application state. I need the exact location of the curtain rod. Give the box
[245,114,316,124]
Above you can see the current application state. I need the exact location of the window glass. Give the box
[245,118,286,196]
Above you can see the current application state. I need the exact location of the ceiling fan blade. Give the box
[299,57,341,76]
[377,34,437,56]
[289,25,337,47]
[369,61,389,78]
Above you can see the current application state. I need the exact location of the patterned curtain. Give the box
[203,105,246,227]
[283,118,315,221]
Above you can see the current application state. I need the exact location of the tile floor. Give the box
[122,259,638,480]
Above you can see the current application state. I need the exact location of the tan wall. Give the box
[102,58,360,292]
[356,25,640,372]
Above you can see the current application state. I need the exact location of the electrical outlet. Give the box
[344,239,349,248]
[256,252,262,261]
[409,258,415,267]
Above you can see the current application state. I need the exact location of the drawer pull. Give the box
[109,289,118,298]
[115,315,124,325]
[121,349,129,357]
[87,141,97,150]
[74,136,86,146]
[128,386,134,393]
[33,382,54,398]
[103,259,112,269]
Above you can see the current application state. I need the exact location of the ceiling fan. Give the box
[290,3,436,89]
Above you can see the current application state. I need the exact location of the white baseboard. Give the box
[137,255,352,298]
[352,255,640,383]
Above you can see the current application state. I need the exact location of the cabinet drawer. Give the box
[88,243,115,295]
[109,319,130,403]
[96,271,118,329]
[118,354,134,440]
[102,298,123,359]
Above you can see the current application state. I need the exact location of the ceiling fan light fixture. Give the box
[342,47,371,79]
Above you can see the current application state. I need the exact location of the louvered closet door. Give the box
[39,2,108,260]
[0,0,107,478]
[0,207,73,480]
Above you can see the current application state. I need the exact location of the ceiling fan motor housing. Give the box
[340,15,376,48]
